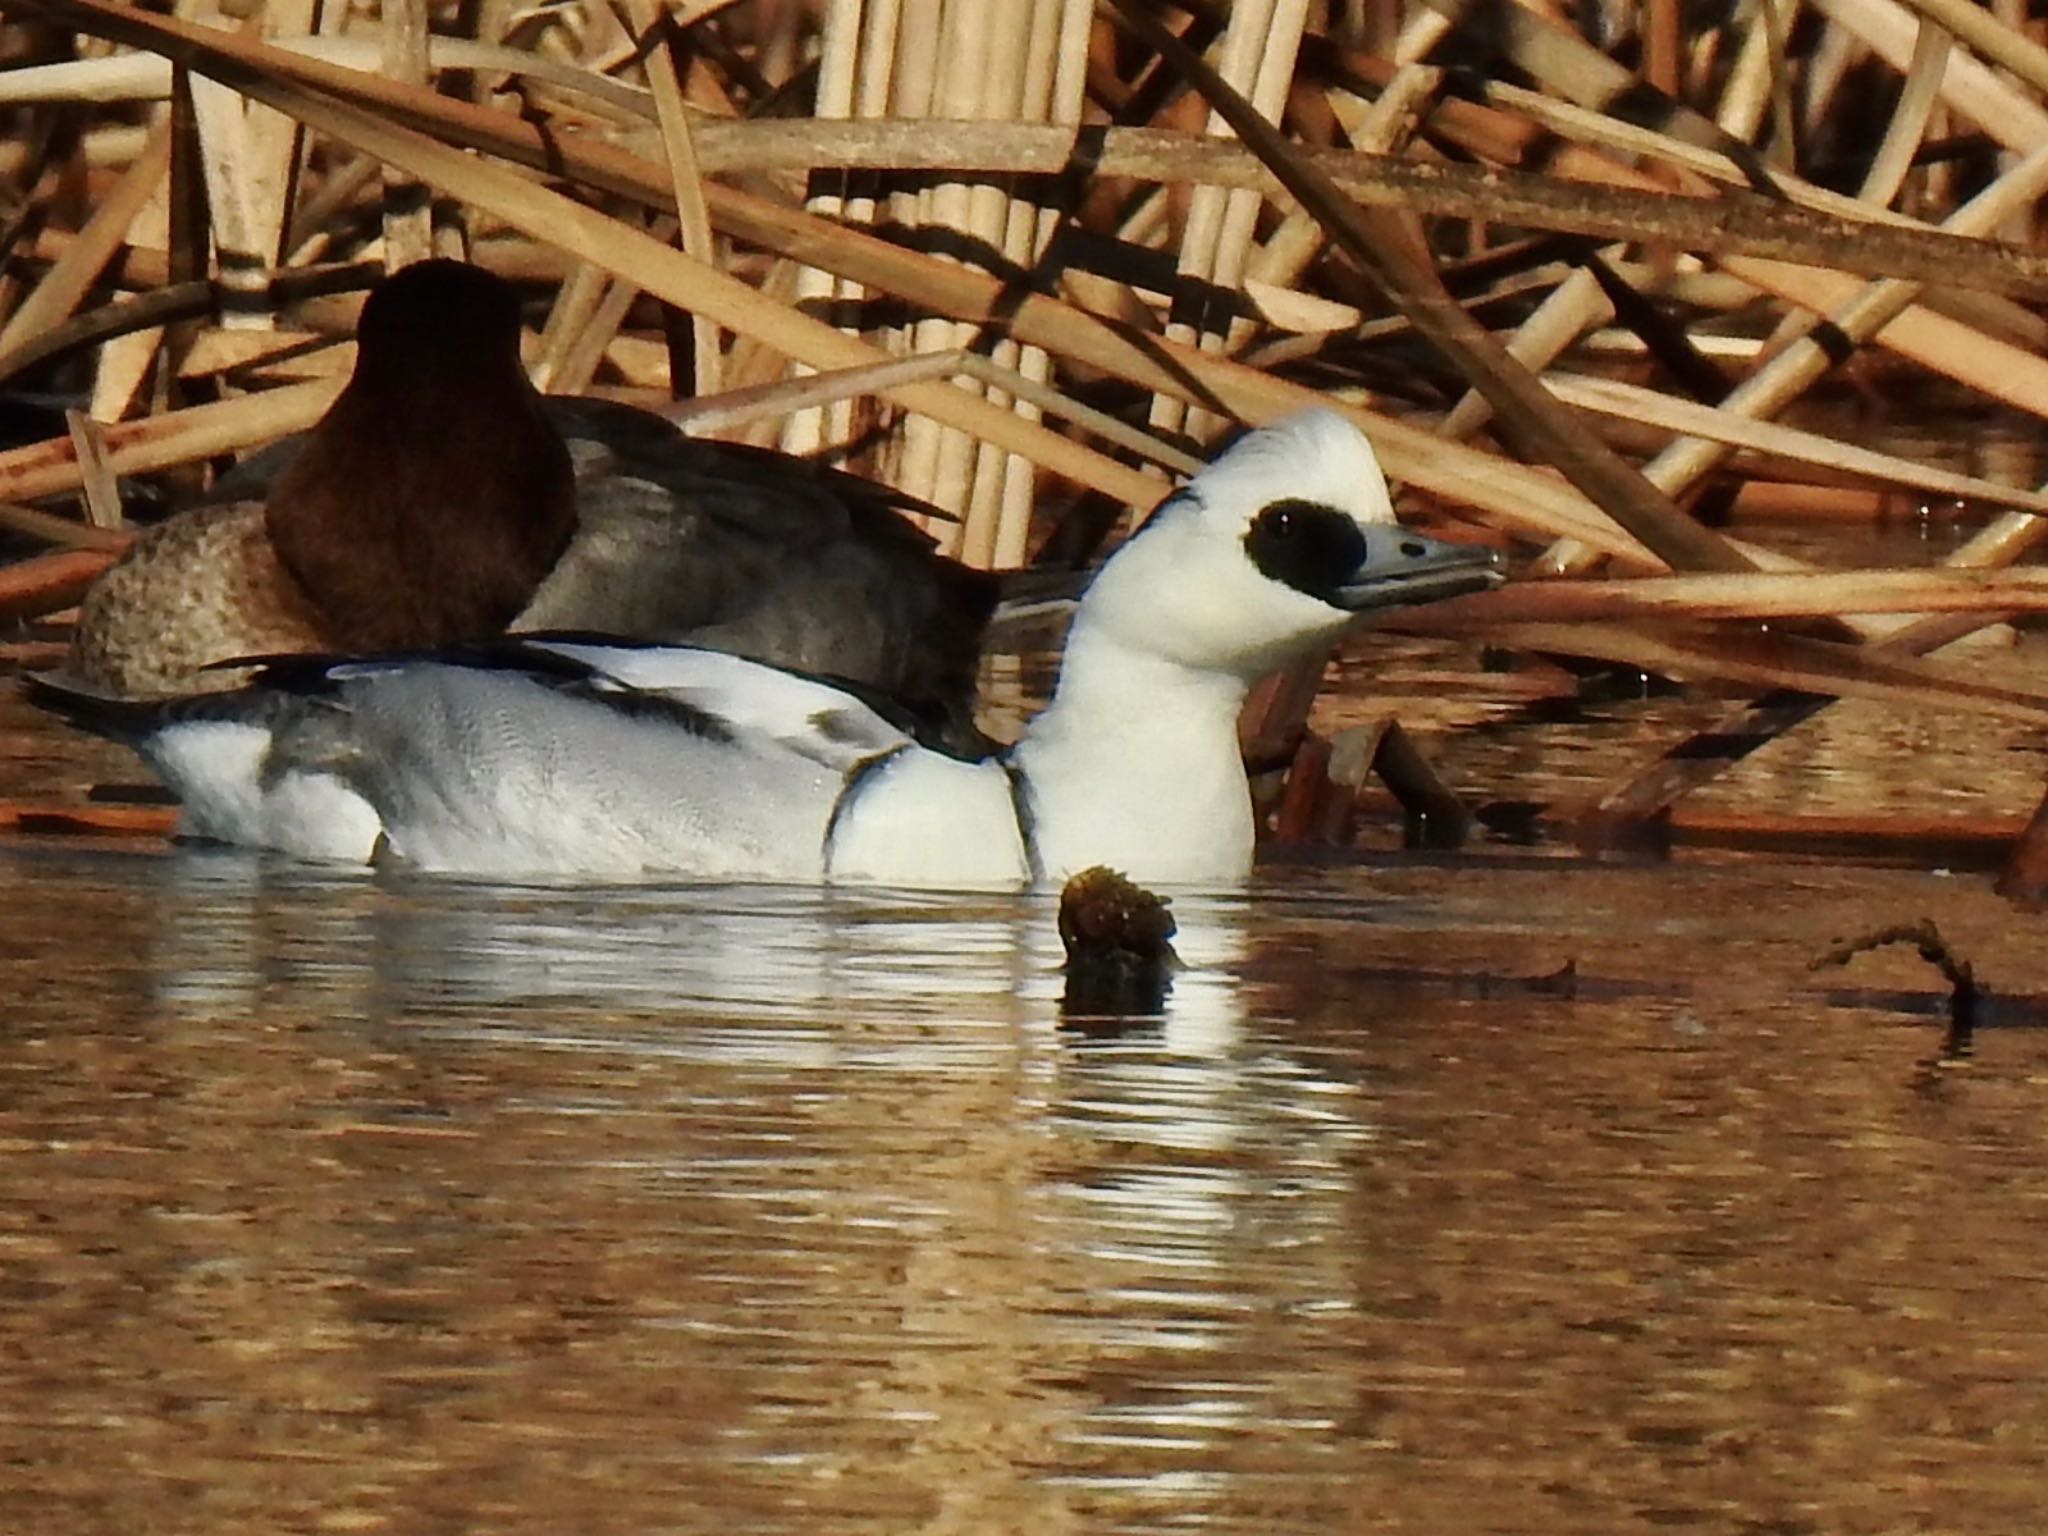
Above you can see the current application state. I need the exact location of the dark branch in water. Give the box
[1811,919,1981,1058]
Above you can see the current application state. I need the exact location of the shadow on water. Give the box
[5,837,2048,1532]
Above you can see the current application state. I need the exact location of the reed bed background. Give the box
[10,0,2048,857]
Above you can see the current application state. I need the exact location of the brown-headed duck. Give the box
[64,259,1000,747]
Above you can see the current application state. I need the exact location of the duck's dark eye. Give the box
[1243,498,1368,602]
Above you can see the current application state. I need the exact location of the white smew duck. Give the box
[34,410,1501,887]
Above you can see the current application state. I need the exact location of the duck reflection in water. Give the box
[75,858,1375,1526]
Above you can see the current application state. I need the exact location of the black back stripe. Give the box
[1001,759,1043,886]
[822,746,911,869]
[560,680,738,745]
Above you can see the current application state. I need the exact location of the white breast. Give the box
[825,749,1029,888]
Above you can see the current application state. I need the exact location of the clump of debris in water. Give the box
[1058,865,1179,1022]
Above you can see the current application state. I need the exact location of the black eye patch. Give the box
[1242,498,1368,602]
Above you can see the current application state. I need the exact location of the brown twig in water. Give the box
[1811,918,1982,1057]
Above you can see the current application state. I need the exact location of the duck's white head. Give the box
[1072,410,1499,681]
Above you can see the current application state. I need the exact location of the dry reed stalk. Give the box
[1801,13,1862,139]
[1540,373,2048,514]
[0,378,342,504]
[1149,0,1310,441]
[779,0,889,463]
[781,0,910,471]
[1239,75,1434,374]
[0,547,123,621]
[283,149,380,266]
[1725,482,1901,520]
[647,346,942,435]
[222,0,315,324]
[0,800,178,837]
[768,0,1092,562]
[1391,2,1455,64]
[1393,617,2048,728]
[1892,0,2048,114]
[662,121,2048,294]
[1424,568,2048,623]
[1252,60,1436,294]
[1351,9,2048,831]
[1253,90,2048,548]
[62,411,121,530]
[1722,277,2048,416]
[532,260,610,392]
[1323,41,2047,287]
[704,179,1656,557]
[87,141,174,422]
[914,4,1000,522]
[379,0,433,269]
[1816,0,2048,149]
[1437,265,1614,442]
[706,181,1667,555]
[1745,13,1946,367]
[1756,0,1799,167]
[875,0,938,479]
[41,25,2048,302]
[0,36,660,120]
[1644,0,1681,93]
[0,122,145,180]
[176,326,340,380]
[1413,0,1784,190]
[1711,3,1777,140]
[621,0,720,395]
[983,0,1097,573]
[1858,17,1946,207]
[1621,138,2048,520]
[647,344,1199,473]
[0,122,166,363]
[549,253,665,396]
[910,0,1089,560]
[1485,82,2048,576]
[0,500,130,551]
[976,0,1094,570]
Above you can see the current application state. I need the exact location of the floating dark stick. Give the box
[1810,919,1981,1058]
[1058,866,1179,1025]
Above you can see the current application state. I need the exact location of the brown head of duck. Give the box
[66,260,574,697]
[262,259,576,653]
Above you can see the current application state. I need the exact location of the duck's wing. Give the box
[543,396,955,546]
[510,637,917,771]
[523,401,1003,750]
[278,638,913,877]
